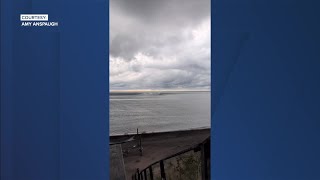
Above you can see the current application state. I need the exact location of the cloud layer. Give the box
[110,0,211,90]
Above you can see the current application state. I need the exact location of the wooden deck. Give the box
[110,144,126,180]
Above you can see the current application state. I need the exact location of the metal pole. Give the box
[160,161,166,180]
[200,143,208,180]
[137,168,140,180]
[149,167,154,180]
[144,170,147,180]
[139,129,142,156]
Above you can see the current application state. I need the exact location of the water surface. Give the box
[110,92,210,135]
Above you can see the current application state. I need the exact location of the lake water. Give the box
[110,92,210,135]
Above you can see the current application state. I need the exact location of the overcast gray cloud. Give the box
[110,0,210,90]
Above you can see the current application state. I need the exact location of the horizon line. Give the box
[110,89,211,92]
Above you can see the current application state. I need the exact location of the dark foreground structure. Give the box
[132,137,210,180]
[110,129,210,180]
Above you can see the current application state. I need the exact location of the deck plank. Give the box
[110,144,127,180]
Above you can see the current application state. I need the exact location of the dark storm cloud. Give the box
[110,0,210,90]
[111,0,209,25]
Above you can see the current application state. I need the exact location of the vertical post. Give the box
[149,166,154,180]
[137,168,140,180]
[160,161,166,180]
[200,143,208,180]
[144,170,148,180]
[205,138,210,180]
[138,128,142,156]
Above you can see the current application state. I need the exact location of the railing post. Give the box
[149,166,154,180]
[200,139,210,180]
[137,168,140,180]
[160,160,166,180]
[144,169,147,180]
[200,143,206,180]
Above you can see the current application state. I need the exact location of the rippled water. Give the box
[110,92,210,135]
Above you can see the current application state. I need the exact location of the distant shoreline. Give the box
[110,89,210,92]
[110,127,211,137]
[110,127,210,138]
[110,89,210,95]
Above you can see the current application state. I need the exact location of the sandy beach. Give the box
[110,128,210,179]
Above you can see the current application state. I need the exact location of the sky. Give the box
[110,0,210,90]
